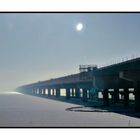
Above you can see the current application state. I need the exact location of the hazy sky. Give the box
[0,13,140,91]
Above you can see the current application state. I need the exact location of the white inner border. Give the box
[0,0,140,139]
[0,0,140,11]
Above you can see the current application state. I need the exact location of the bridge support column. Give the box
[48,88,51,97]
[39,89,41,94]
[37,89,39,94]
[109,92,113,100]
[89,89,94,100]
[43,89,46,95]
[66,88,70,99]
[39,89,41,95]
[40,89,42,95]
[41,89,44,95]
[40,89,42,94]
[75,88,80,98]
[114,89,119,103]
[124,88,129,107]
[52,89,55,96]
[33,89,36,94]
[29,88,32,94]
[82,88,88,102]
[56,88,60,98]
[41,89,43,95]
[103,89,109,106]
[31,89,34,94]
[33,89,35,94]
[31,89,33,94]
[71,88,75,97]
[38,89,40,94]
[35,89,37,94]
[134,81,140,112]
[36,89,38,94]
[38,88,41,95]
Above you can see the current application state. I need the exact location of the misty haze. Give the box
[1,13,140,127]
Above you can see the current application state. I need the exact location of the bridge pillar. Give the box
[109,92,113,100]
[33,89,35,94]
[48,88,51,97]
[66,88,70,99]
[75,88,80,98]
[40,89,43,94]
[35,89,38,94]
[124,88,129,107]
[40,89,42,94]
[31,89,33,94]
[52,89,55,96]
[120,92,124,100]
[31,89,34,94]
[34,88,37,94]
[36,89,38,94]
[38,89,40,94]
[114,89,119,103]
[29,88,32,94]
[35,89,37,94]
[38,89,41,94]
[56,88,60,98]
[34,89,36,94]
[103,89,109,106]
[43,88,46,95]
[71,88,75,97]
[134,81,140,112]
[39,89,41,94]
[82,88,88,102]
[89,89,93,100]
[40,89,43,95]
[37,89,39,94]
[41,89,44,95]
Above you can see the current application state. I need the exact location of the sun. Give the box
[76,23,83,31]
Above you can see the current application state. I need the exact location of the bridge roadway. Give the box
[17,57,140,112]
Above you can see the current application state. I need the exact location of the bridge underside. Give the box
[16,58,140,112]
[93,69,140,112]
[17,77,140,112]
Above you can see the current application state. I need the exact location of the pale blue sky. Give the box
[0,13,140,91]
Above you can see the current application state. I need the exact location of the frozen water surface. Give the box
[0,92,140,127]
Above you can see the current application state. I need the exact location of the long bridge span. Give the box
[16,57,140,112]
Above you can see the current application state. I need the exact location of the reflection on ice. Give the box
[0,91,23,95]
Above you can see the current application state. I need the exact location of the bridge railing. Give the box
[98,56,140,69]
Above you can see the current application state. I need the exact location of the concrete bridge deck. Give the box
[16,57,140,112]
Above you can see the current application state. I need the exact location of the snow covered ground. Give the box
[0,91,140,127]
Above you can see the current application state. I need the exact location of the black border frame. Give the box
[0,11,140,129]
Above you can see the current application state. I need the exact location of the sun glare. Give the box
[76,23,83,31]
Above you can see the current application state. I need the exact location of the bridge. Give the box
[16,57,140,112]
